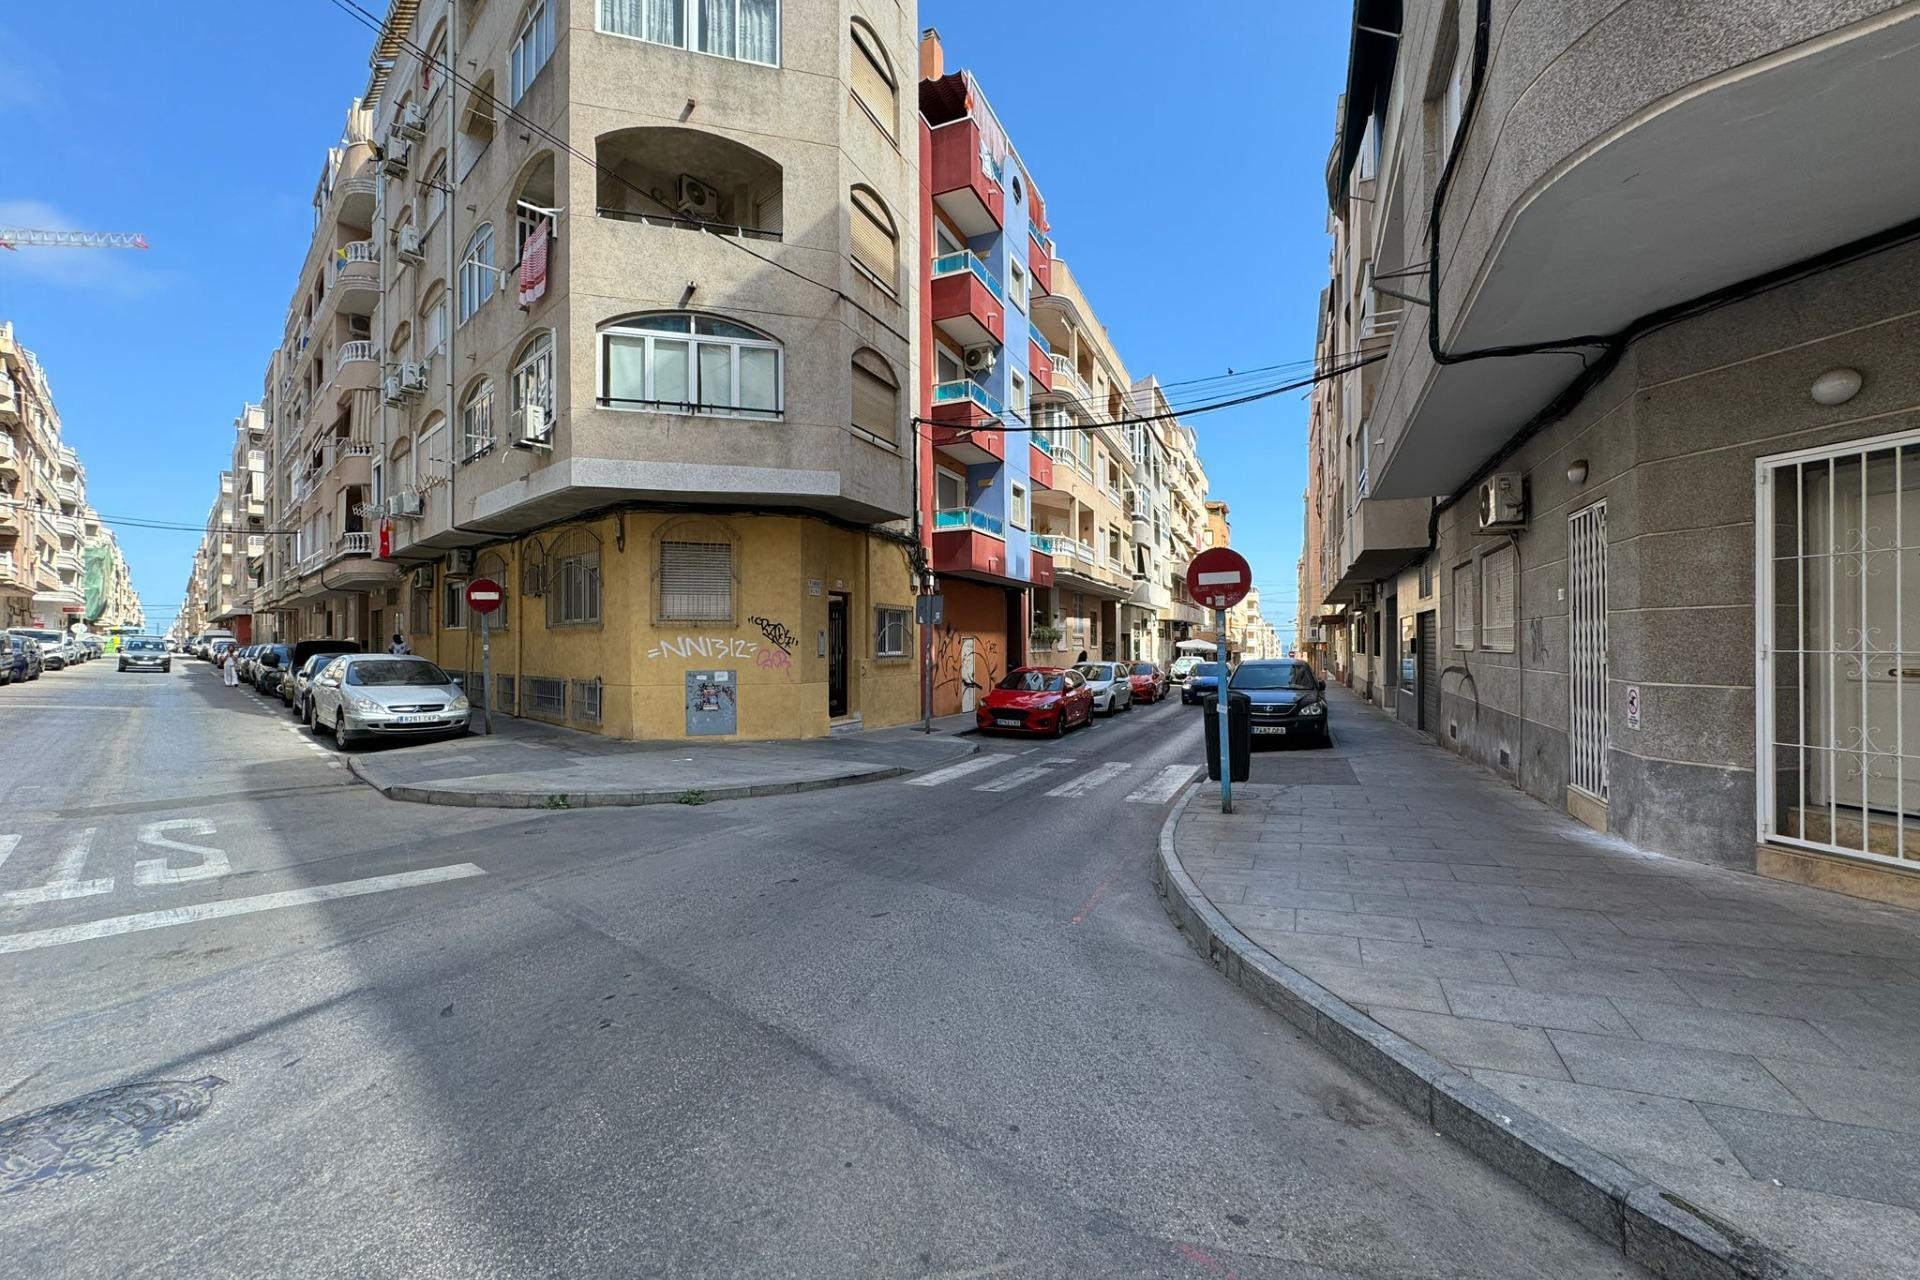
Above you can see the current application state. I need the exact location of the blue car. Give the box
[1181,661,1228,705]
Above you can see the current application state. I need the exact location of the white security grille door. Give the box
[1760,435,1920,866]
[1568,502,1609,801]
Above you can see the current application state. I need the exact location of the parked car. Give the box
[1127,661,1169,704]
[117,636,171,673]
[8,629,67,671]
[975,666,1094,737]
[1231,659,1330,745]
[1169,654,1204,684]
[284,653,336,717]
[0,640,14,686]
[1181,661,1228,705]
[1073,662,1134,716]
[9,635,43,681]
[198,631,235,660]
[80,636,103,660]
[253,644,294,695]
[237,646,264,684]
[306,654,471,749]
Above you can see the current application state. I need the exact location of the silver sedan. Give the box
[306,654,471,750]
[1072,661,1134,716]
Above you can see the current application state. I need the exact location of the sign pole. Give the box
[1216,605,1232,815]
[480,609,493,736]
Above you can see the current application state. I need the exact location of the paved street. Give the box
[0,660,1636,1278]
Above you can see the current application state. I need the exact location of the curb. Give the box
[1153,786,1826,1280]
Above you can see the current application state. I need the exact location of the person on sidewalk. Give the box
[221,647,239,687]
[388,633,411,655]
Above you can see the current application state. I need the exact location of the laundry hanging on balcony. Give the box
[518,218,549,309]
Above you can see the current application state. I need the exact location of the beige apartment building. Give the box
[1309,1,1920,905]
[1,321,142,633]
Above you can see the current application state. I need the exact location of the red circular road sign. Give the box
[1186,547,1253,611]
[465,576,505,615]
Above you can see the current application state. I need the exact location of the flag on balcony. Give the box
[518,218,549,308]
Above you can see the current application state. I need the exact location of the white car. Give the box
[307,653,471,749]
[1073,662,1134,716]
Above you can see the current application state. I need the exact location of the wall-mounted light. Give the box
[1811,368,1864,407]
[1566,459,1589,486]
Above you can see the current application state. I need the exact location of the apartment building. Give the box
[198,470,251,643]
[1309,1,1920,904]
[0,321,141,632]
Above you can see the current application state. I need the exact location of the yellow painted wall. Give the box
[411,512,920,740]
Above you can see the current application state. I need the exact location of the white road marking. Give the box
[1045,761,1134,798]
[0,863,489,955]
[1126,763,1199,805]
[901,755,1006,787]
[134,819,231,886]
[0,828,113,905]
[0,835,16,873]
[973,764,1059,793]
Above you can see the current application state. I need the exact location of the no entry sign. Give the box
[1186,547,1252,611]
[465,577,505,615]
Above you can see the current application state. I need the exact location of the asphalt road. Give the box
[0,660,1639,1279]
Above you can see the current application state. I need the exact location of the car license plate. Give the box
[1252,725,1286,735]
[393,713,438,724]
[995,716,1022,727]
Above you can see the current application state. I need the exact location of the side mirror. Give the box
[1317,679,1326,691]
[450,675,464,687]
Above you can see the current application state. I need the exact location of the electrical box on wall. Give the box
[1477,473,1527,533]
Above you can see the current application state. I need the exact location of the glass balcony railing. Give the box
[1031,533,1064,555]
[933,506,1004,538]
[1030,432,1053,456]
[931,251,1006,302]
[931,379,1004,419]
[1028,320,1049,353]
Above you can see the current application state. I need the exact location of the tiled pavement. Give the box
[1173,685,1920,1280]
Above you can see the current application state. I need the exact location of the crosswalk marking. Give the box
[902,755,1006,787]
[1045,761,1133,798]
[1126,763,1198,805]
[973,764,1060,793]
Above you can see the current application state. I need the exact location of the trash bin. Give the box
[1204,691,1252,782]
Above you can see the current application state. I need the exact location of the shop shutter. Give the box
[660,540,733,621]
[849,188,897,287]
[851,352,898,442]
[1481,542,1517,652]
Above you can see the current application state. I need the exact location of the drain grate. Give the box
[0,1076,225,1194]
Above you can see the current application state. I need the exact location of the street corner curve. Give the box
[1149,786,1815,1280]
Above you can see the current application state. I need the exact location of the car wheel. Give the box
[333,713,355,751]
[163,663,171,673]
[117,663,126,672]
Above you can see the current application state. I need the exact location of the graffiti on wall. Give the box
[647,636,761,661]
[931,628,1004,715]
[746,615,795,671]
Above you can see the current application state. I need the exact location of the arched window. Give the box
[475,550,511,631]
[655,519,736,624]
[422,21,449,104]
[458,224,494,324]
[461,379,496,460]
[388,319,412,361]
[511,0,555,103]
[423,151,449,227]
[598,313,781,417]
[849,186,897,289]
[851,348,899,446]
[512,331,555,438]
[547,527,602,627]
[419,284,448,356]
[418,411,450,483]
[848,20,897,140]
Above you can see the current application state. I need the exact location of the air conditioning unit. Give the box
[396,225,425,264]
[676,173,720,220]
[1477,472,1527,532]
[448,549,473,575]
[398,362,429,396]
[394,100,428,141]
[381,134,413,177]
[964,345,996,373]
[382,373,405,406]
[510,403,552,449]
[389,491,424,518]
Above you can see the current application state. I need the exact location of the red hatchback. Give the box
[1128,661,1168,704]
[976,666,1094,736]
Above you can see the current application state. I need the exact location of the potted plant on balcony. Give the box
[1030,623,1063,652]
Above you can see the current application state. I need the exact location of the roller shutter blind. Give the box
[850,188,897,287]
[660,540,733,621]
[850,24,896,139]
[851,352,898,443]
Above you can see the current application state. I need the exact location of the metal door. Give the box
[1418,610,1439,732]
[1569,502,1610,801]
[827,595,849,718]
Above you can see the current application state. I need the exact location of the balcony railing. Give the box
[931,252,1005,302]
[931,379,1003,419]
[1028,320,1049,353]
[595,206,781,242]
[342,531,372,555]
[337,340,376,370]
[933,506,1004,538]
[0,551,15,582]
[1030,432,1053,456]
[335,239,378,268]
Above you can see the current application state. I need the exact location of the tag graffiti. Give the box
[747,615,797,653]
[647,636,760,661]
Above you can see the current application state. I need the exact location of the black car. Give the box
[253,644,294,695]
[10,635,43,681]
[1230,659,1330,746]
[1181,662,1227,706]
[282,640,363,708]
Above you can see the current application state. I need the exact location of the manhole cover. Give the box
[0,1076,225,1194]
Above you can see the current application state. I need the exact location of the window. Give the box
[444,576,470,629]
[549,549,602,626]
[424,154,449,228]
[659,539,732,621]
[851,349,898,446]
[849,186,898,289]
[1008,260,1028,310]
[409,582,432,636]
[1418,558,1433,598]
[1010,481,1029,530]
[934,223,962,258]
[512,331,555,436]
[421,288,448,356]
[461,380,495,460]
[1008,369,1028,419]
[458,224,495,324]
[1453,560,1476,649]
[511,0,555,103]
[600,313,781,416]
[934,344,962,385]
[875,607,907,658]
[597,0,779,67]
[1444,43,1471,145]
[849,19,897,139]
[475,554,511,631]
[422,25,448,106]
[1481,542,1517,652]
[934,467,965,511]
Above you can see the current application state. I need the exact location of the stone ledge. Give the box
[1757,842,1920,910]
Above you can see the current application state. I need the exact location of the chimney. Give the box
[919,27,944,82]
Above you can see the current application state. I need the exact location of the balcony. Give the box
[0,431,16,475]
[0,551,16,585]
[929,380,1005,465]
[1047,353,1088,402]
[1323,496,1432,604]
[930,253,1004,349]
[333,240,380,305]
[55,548,81,573]
[928,117,1004,237]
[1028,438,1054,491]
[1030,540,1055,588]
[342,531,371,555]
[932,506,1022,584]
[595,127,784,241]
[1028,322,1053,395]
[54,478,80,506]
[1028,229,1052,296]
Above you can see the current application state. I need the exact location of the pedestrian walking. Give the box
[388,633,411,655]
[221,647,239,687]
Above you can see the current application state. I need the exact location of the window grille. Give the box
[875,607,907,658]
[1481,542,1517,653]
[1453,561,1476,649]
[570,677,603,724]
[527,676,566,716]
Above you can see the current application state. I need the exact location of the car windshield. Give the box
[1074,664,1116,682]
[1131,663,1157,676]
[1192,663,1225,679]
[126,639,164,652]
[997,671,1064,693]
[345,659,453,687]
[1233,663,1318,690]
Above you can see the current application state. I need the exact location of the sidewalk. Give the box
[1160,686,1920,1280]
[345,713,979,808]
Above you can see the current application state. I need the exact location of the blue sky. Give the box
[0,2,1347,641]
